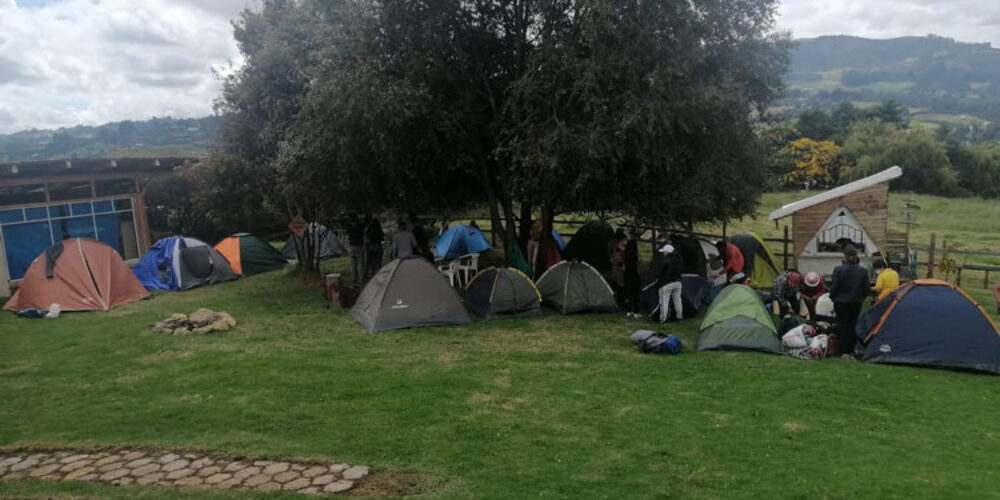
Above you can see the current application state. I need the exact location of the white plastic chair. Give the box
[457,253,480,285]
[437,258,460,287]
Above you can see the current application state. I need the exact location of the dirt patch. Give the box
[346,472,442,497]
[782,421,808,433]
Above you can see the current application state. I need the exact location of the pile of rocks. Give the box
[153,308,236,335]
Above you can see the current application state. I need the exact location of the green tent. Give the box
[536,261,617,314]
[697,284,780,353]
[463,267,542,319]
[214,233,288,276]
[352,257,472,333]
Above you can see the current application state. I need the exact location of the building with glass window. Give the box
[0,157,194,296]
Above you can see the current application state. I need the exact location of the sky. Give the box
[1,0,999,134]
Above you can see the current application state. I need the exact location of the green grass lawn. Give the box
[3,258,1000,499]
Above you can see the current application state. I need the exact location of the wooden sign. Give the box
[288,216,307,237]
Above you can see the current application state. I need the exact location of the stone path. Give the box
[0,448,370,496]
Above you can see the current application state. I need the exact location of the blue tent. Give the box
[856,279,1000,374]
[435,225,491,259]
[134,236,239,291]
[134,236,180,291]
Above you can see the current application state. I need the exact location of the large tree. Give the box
[213,0,789,254]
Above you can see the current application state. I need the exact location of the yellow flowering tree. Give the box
[779,138,843,187]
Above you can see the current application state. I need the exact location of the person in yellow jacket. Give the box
[872,258,899,302]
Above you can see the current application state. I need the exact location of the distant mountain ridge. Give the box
[785,35,1000,125]
[0,116,220,162]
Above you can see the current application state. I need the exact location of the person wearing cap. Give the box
[773,269,803,316]
[656,244,685,322]
[830,246,870,359]
[800,271,827,319]
[871,258,899,302]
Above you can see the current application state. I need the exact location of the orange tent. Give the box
[4,238,149,312]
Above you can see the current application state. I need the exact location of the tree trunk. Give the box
[518,203,533,253]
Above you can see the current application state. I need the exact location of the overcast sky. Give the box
[1,0,999,134]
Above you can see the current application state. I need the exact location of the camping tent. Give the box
[697,284,780,353]
[536,260,617,314]
[435,225,492,259]
[856,279,1000,374]
[215,233,287,276]
[563,221,615,271]
[281,223,345,260]
[463,267,542,319]
[669,235,725,285]
[352,257,472,332]
[134,236,239,291]
[4,238,149,312]
[641,273,712,317]
[730,232,781,288]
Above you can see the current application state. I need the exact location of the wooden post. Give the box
[783,225,790,270]
[985,270,990,290]
[927,233,936,279]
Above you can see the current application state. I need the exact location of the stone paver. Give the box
[323,480,354,493]
[133,463,161,476]
[0,448,367,496]
[162,459,190,472]
[343,465,369,480]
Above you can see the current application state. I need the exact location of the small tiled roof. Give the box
[768,166,902,221]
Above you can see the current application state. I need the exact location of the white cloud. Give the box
[0,0,250,133]
[777,0,1000,47]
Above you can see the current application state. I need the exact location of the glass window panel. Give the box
[114,198,133,211]
[49,204,71,218]
[96,214,123,254]
[48,181,94,201]
[3,221,52,280]
[93,200,113,213]
[0,209,23,224]
[95,178,137,197]
[117,211,139,259]
[0,184,46,206]
[51,216,96,242]
[25,207,48,221]
[71,203,93,216]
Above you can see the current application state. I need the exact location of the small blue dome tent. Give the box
[434,225,491,259]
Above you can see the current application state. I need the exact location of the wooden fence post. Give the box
[783,225,790,270]
[927,233,936,279]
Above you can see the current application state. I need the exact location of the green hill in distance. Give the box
[785,35,1000,127]
[0,115,219,162]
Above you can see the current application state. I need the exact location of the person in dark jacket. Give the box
[364,215,384,280]
[830,246,870,359]
[656,244,685,322]
[623,236,641,318]
[408,213,432,261]
[346,214,366,284]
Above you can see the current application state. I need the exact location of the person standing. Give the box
[623,234,642,319]
[346,215,366,284]
[392,221,419,259]
[872,258,899,302]
[657,244,685,322]
[608,229,627,308]
[409,214,432,260]
[364,215,384,279]
[527,213,544,276]
[830,246,870,359]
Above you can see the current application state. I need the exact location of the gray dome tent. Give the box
[352,257,472,333]
[463,267,542,319]
[282,223,345,260]
[536,260,617,314]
